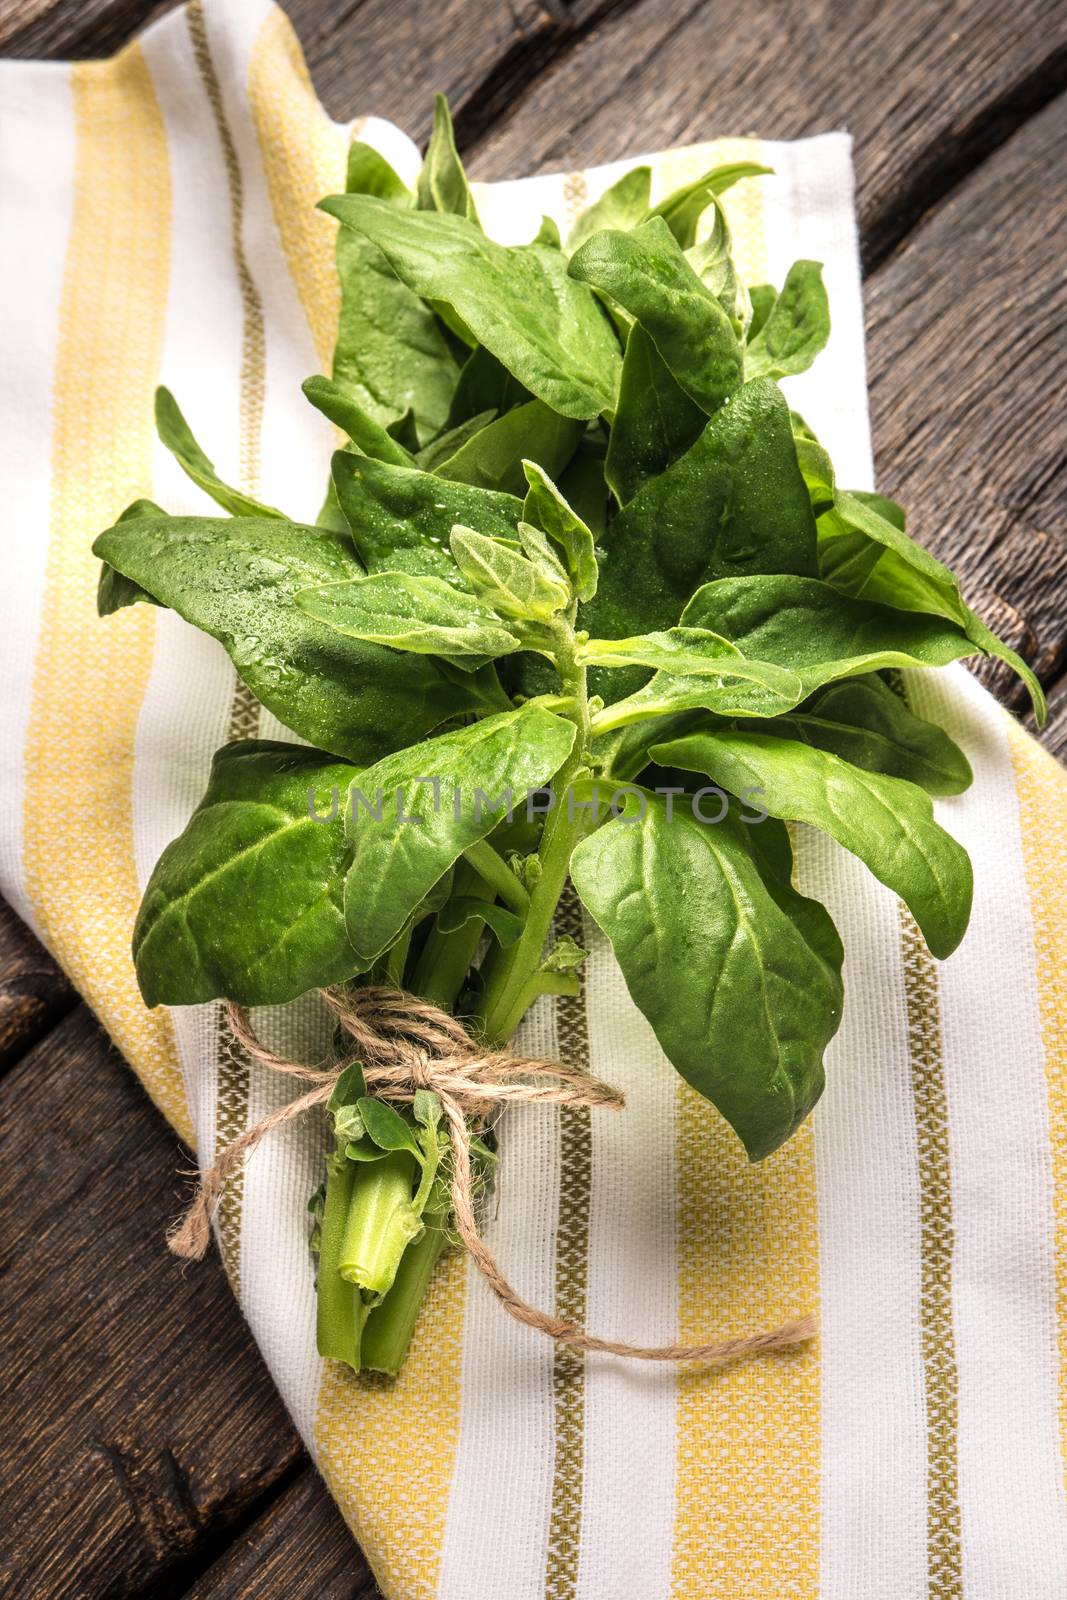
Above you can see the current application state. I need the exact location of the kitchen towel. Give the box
[2,1,1066,1595]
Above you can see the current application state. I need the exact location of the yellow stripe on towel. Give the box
[315,1251,467,1600]
[1006,716,1067,1492]
[248,5,348,370]
[21,45,189,1143]
[657,139,821,1600]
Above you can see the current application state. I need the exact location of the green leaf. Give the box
[417,94,480,225]
[450,525,569,622]
[820,490,1046,723]
[433,400,583,497]
[319,195,622,420]
[558,437,608,539]
[446,345,531,427]
[331,145,458,447]
[132,741,360,1007]
[542,934,586,973]
[757,675,972,796]
[791,411,835,516]
[604,324,704,505]
[578,627,801,693]
[437,896,524,947]
[413,1089,443,1132]
[656,728,973,958]
[590,651,807,732]
[97,498,167,615]
[344,141,413,205]
[357,1096,424,1157]
[342,707,576,963]
[744,261,830,381]
[681,574,977,692]
[93,514,499,762]
[746,284,777,341]
[582,378,818,659]
[570,794,843,1159]
[645,160,772,247]
[302,376,415,466]
[684,199,750,334]
[521,460,598,601]
[568,218,742,416]
[567,165,652,251]
[295,570,523,660]
[155,387,286,519]
[416,410,498,472]
[330,452,522,585]
[329,1062,368,1119]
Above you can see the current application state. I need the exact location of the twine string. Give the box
[169,986,816,1366]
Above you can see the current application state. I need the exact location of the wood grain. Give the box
[0,1006,377,1597]
[865,94,1067,722]
[0,897,75,1074]
[466,0,1067,270]
[185,1467,378,1600]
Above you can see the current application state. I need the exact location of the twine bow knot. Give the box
[170,985,816,1366]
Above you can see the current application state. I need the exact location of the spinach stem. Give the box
[359,1196,450,1375]
[462,838,530,914]
[316,1153,366,1367]
[339,1150,422,1299]
[479,620,591,1044]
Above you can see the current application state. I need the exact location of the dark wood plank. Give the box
[185,1466,378,1600]
[0,898,75,1073]
[864,93,1067,730]
[466,0,1067,271]
[0,0,575,146]
[0,1006,329,1598]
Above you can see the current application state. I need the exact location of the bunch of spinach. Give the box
[94,98,1044,1373]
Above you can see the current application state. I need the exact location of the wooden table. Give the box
[1,1,1064,1594]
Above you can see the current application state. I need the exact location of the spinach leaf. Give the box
[319,196,622,420]
[791,410,835,515]
[744,261,830,381]
[746,284,777,341]
[93,514,503,761]
[332,144,458,446]
[437,896,523,948]
[522,460,598,601]
[583,378,817,652]
[133,741,360,1007]
[604,323,705,505]
[681,574,977,691]
[570,794,843,1159]
[684,199,750,334]
[757,675,972,796]
[450,525,569,622]
[558,436,609,539]
[301,376,415,467]
[820,489,1046,722]
[295,570,523,660]
[415,411,498,472]
[331,452,522,584]
[446,345,531,427]
[417,94,480,225]
[591,662,805,730]
[577,626,801,692]
[656,728,973,958]
[97,498,167,615]
[569,218,742,416]
[433,399,582,497]
[567,166,652,252]
[155,387,286,519]
[343,707,576,963]
[645,160,772,247]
